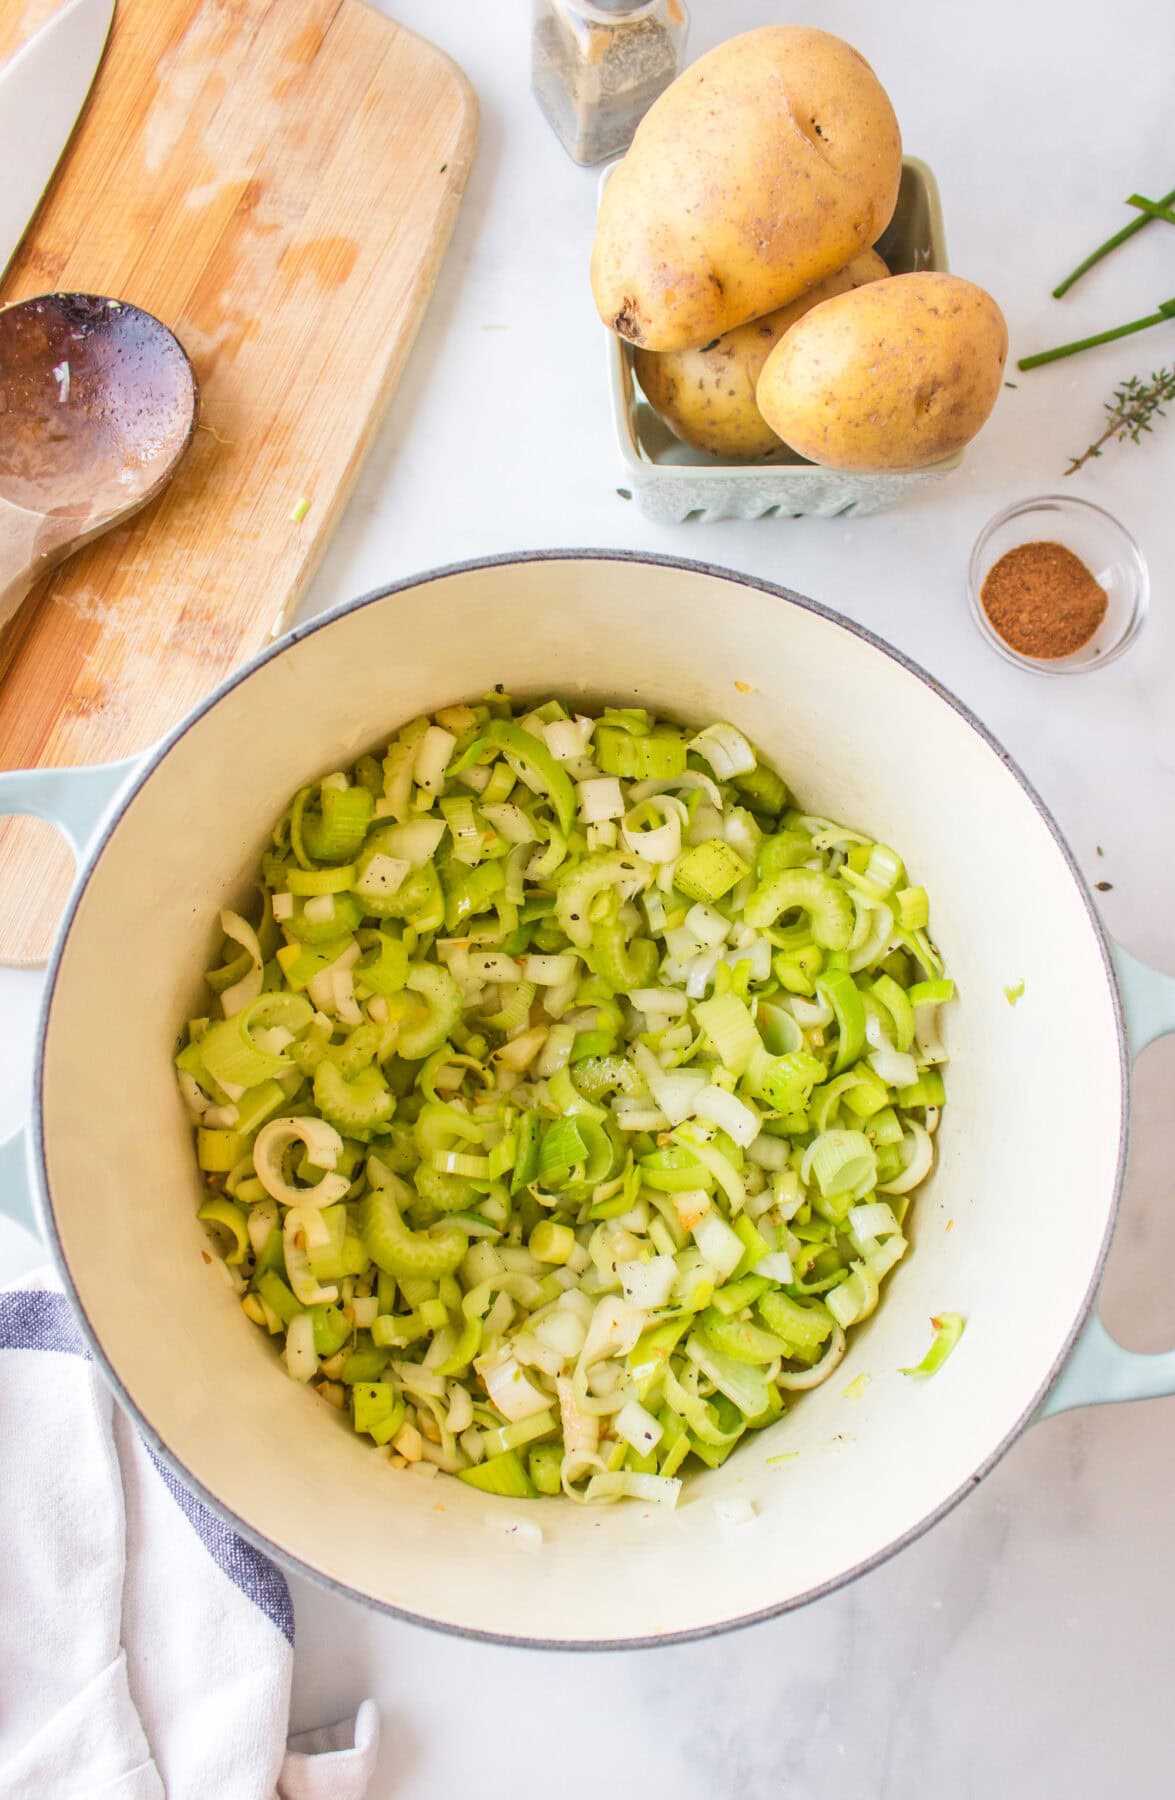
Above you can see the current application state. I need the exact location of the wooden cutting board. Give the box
[0,0,476,963]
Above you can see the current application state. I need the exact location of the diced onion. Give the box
[381,818,446,865]
[617,1254,677,1310]
[684,949,722,999]
[690,1084,761,1147]
[691,1211,743,1280]
[721,937,772,983]
[674,1188,711,1232]
[580,1297,646,1367]
[543,717,592,761]
[467,952,522,983]
[632,1044,706,1126]
[357,853,410,898]
[577,776,625,823]
[534,1309,588,1363]
[484,1354,551,1421]
[246,1198,279,1256]
[629,987,689,1017]
[307,939,361,1015]
[684,903,728,948]
[615,1398,664,1454]
[414,725,456,794]
[522,952,579,986]
[747,1135,789,1171]
[480,802,537,845]
[285,1312,318,1382]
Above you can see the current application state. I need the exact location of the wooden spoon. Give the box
[0,293,196,631]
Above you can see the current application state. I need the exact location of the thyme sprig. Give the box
[1066,367,1175,475]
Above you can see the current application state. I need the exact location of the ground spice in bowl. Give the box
[980,540,1108,659]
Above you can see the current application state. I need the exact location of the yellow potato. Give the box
[591,26,902,353]
[633,251,889,459]
[756,273,1008,471]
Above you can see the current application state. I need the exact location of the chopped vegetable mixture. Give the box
[176,697,953,1506]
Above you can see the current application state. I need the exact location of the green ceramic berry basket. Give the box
[604,157,963,523]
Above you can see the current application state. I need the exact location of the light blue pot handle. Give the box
[0,757,141,856]
[1041,941,1175,1416]
[0,754,144,1239]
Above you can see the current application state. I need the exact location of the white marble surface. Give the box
[4,1,1175,1792]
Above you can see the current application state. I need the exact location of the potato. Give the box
[591,27,902,353]
[755,272,1008,471]
[633,251,889,459]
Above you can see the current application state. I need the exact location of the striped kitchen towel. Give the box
[0,1272,378,1800]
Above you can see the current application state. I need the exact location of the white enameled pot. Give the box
[3,552,1174,1650]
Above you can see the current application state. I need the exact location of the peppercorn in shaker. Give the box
[532,0,689,166]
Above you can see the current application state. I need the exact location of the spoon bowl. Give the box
[0,292,196,629]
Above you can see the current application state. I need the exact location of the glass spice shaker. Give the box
[531,0,689,167]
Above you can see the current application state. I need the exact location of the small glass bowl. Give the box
[968,495,1148,674]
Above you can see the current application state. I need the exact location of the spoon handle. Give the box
[0,495,87,632]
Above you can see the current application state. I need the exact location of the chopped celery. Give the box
[352,1383,406,1444]
[674,840,750,904]
[530,1220,576,1264]
[758,1290,835,1354]
[457,1449,538,1499]
[396,964,463,1059]
[197,1127,254,1173]
[528,1442,563,1494]
[745,868,854,947]
[701,1310,789,1364]
[301,785,374,862]
[480,1407,558,1458]
[312,1302,353,1357]
[358,1183,467,1281]
[313,1061,395,1140]
[596,726,687,780]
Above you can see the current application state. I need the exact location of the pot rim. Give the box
[30,547,1131,1651]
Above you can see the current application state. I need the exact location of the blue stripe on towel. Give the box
[0,1287,294,1645]
[0,1287,86,1356]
